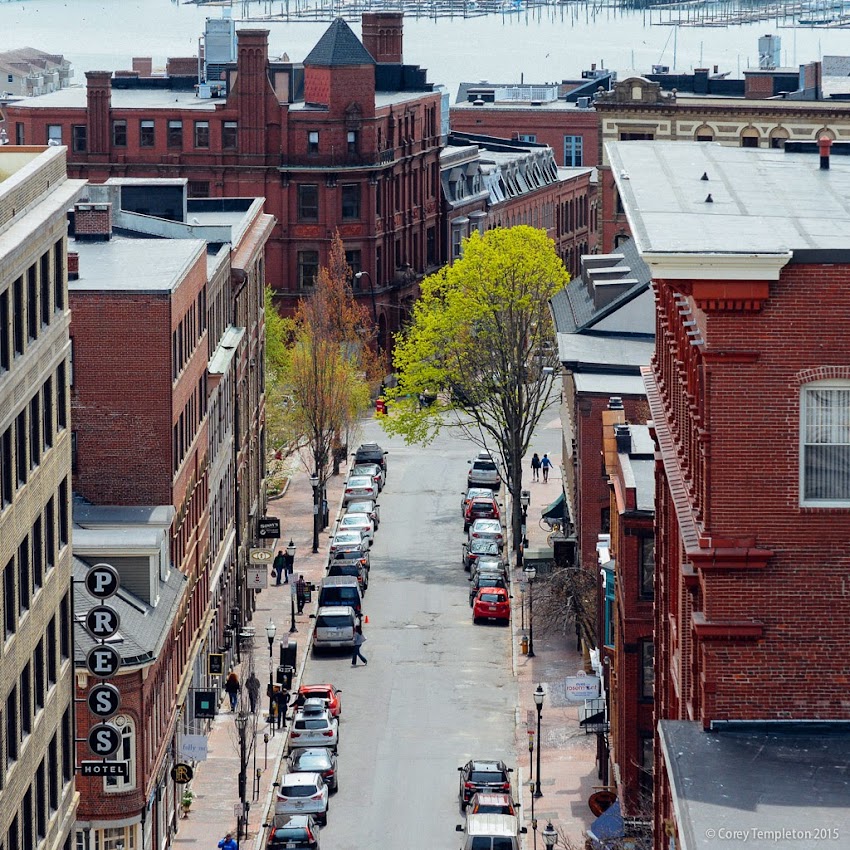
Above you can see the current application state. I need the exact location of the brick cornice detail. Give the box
[702,350,760,364]
[692,611,765,641]
[690,545,773,570]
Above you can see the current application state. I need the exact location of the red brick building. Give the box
[610,140,850,848]
[4,14,442,347]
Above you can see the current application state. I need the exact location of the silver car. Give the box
[289,699,339,752]
[343,475,378,504]
[275,772,329,825]
[329,530,366,555]
[337,512,375,546]
[468,451,500,489]
[346,499,380,529]
[468,518,504,548]
[350,462,384,491]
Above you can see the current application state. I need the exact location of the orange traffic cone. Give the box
[364,615,369,624]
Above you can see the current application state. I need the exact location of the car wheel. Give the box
[472,616,479,625]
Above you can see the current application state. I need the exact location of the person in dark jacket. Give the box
[245,672,261,713]
[296,575,307,614]
[272,550,285,586]
[224,672,240,712]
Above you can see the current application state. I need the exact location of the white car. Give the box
[343,475,378,504]
[350,462,384,492]
[329,530,366,556]
[337,512,375,546]
[289,699,339,752]
[275,772,329,825]
[346,499,380,529]
[468,518,504,548]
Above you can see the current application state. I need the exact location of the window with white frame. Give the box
[564,135,583,166]
[518,134,537,143]
[104,716,135,791]
[801,381,850,505]
[95,824,137,850]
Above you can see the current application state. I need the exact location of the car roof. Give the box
[470,497,496,504]
[478,587,508,595]
[321,576,360,587]
[299,684,335,693]
[470,793,513,804]
[357,442,383,451]
[347,475,373,485]
[315,605,356,616]
[347,498,376,506]
[464,814,519,836]
[279,772,323,785]
[341,513,370,521]
[471,519,501,528]
[271,813,313,827]
[469,759,507,770]
[290,747,332,760]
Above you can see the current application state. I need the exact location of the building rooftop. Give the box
[608,141,850,263]
[557,334,654,371]
[70,236,205,293]
[10,84,217,110]
[304,17,375,67]
[573,373,648,397]
[659,720,850,850]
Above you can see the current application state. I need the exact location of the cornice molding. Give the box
[642,252,792,281]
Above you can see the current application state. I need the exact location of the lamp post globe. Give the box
[286,539,296,558]
[265,620,276,657]
[541,821,558,848]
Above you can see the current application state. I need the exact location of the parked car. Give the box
[329,530,366,556]
[470,557,508,585]
[468,518,504,548]
[266,814,321,849]
[350,462,384,492]
[468,451,500,489]
[468,792,518,816]
[289,700,339,752]
[463,539,503,572]
[328,547,371,573]
[455,813,526,850]
[346,498,380,529]
[468,571,508,606]
[461,488,495,517]
[354,442,388,477]
[311,606,358,652]
[327,558,368,592]
[294,684,342,718]
[317,576,362,616]
[337,512,375,546]
[472,587,511,625]
[343,475,378,504]
[463,496,501,531]
[458,759,513,810]
[287,747,339,793]
[275,773,329,825]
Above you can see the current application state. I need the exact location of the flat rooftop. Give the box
[12,85,218,111]
[70,235,205,293]
[607,141,850,258]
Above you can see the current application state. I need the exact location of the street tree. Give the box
[384,225,569,560]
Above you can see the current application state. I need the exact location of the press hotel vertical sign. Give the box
[79,563,129,779]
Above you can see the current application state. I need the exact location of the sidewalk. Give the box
[174,457,346,849]
[511,462,598,850]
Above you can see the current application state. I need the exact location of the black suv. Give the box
[458,759,513,809]
[354,442,387,476]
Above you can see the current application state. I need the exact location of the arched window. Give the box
[104,715,136,791]
[800,380,850,506]
[694,125,714,142]
[740,127,760,148]
[769,127,789,149]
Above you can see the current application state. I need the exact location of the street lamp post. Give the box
[235,711,250,848]
[354,270,379,329]
[524,564,537,658]
[310,473,320,553]
[265,620,276,718]
[542,821,558,848]
[518,489,530,568]
[287,539,298,633]
[533,683,545,798]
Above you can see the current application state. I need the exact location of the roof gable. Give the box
[304,18,376,68]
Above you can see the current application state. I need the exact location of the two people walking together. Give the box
[530,452,553,483]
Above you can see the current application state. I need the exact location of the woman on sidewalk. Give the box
[224,672,240,712]
[351,625,368,666]
[530,453,541,482]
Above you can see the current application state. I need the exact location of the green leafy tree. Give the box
[384,226,569,559]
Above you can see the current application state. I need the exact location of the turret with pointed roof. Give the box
[304,18,377,67]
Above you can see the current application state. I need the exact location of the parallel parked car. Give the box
[470,557,508,585]
[287,747,339,793]
[468,792,518,816]
[354,442,388,476]
[275,773,329,825]
[293,684,342,718]
[468,571,508,606]
[346,499,380,529]
[458,759,513,810]
[266,814,321,849]
[463,496,501,531]
[468,451,500,489]
[327,558,368,592]
[468,518,504,549]
[337,512,375,546]
[329,530,367,556]
[350,462,384,492]
[343,475,378,504]
[463,539,503,572]
[472,587,511,625]
[289,700,339,752]
[461,488,495,518]
[328,547,371,573]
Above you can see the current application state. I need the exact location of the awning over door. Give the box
[541,491,566,521]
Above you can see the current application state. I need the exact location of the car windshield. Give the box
[352,464,377,474]
[475,804,510,814]
[279,784,318,797]
[477,576,504,587]
[470,771,505,783]
[271,827,310,841]
[296,719,329,730]
[293,753,329,770]
[348,476,372,487]
[471,541,500,555]
[347,501,374,513]
[493,839,515,850]
[316,614,352,628]
[328,564,359,576]
[474,461,497,471]
[341,514,369,525]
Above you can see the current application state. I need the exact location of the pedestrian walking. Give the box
[351,625,368,667]
[296,575,307,614]
[224,671,240,712]
[541,453,552,483]
[272,686,289,729]
[218,833,237,850]
[272,550,285,586]
[245,672,261,714]
[530,452,541,482]
[283,548,294,584]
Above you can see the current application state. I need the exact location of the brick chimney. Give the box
[85,71,112,155]
[132,57,153,77]
[67,253,79,280]
[361,12,403,63]
[235,30,271,155]
[74,202,112,241]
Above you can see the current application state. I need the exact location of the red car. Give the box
[463,497,500,531]
[294,684,342,718]
[472,588,511,625]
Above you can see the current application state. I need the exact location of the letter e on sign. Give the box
[85,563,120,599]
[86,645,121,678]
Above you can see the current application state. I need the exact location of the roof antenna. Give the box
[705,194,713,203]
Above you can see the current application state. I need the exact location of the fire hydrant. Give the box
[375,397,387,416]
[520,635,529,656]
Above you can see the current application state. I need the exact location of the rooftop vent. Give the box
[614,423,631,454]
[608,396,624,411]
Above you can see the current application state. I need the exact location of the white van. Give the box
[456,813,527,850]
[312,605,357,651]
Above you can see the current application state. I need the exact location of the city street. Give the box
[308,422,517,849]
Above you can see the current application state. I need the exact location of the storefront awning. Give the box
[541,491,566,521]
[587,800,624,845]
